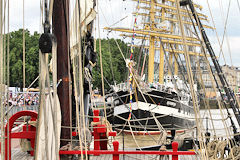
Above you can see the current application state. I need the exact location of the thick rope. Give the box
[76,0,84,159]
[189,3,235,157]
[0,0,5,158]
[175,1,207,159]
[97,0,107,124]
[6,0,10,158]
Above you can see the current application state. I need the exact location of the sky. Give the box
[7,0,240,66]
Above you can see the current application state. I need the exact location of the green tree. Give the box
[7,32,143,91]
[8,29,40,88]
[93,38,142,91]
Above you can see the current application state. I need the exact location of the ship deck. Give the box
[0,149,34,160]
[89,154,200,160]
[3,138,199,160]
[1,148,200,160]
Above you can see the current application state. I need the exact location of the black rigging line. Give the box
[181,0,240,142]
[184,0,238,133]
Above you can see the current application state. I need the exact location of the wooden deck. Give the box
[1,148,200,160]
[0,149,34,160]
[89,154,200,160]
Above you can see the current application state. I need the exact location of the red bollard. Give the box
[112,141,119,160]
[172,141,179,160]
[93,110,100,154]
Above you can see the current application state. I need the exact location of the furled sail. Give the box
[35,40,61,160]
[35,94,61,160]
[70,0,96,49]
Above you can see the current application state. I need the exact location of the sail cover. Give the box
[70,0,96,49]
[35,31,61,159]
[35,94,61,160]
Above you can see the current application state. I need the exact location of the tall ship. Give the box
[104,0,214,134]
[2,0,240,159]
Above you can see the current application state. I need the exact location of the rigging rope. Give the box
[128,0,140,120]
[76,0,88,159]
[114,38,166,147]
[99,1,240,159]
[186,2,236,158]
[23,0,25,91]
[22,0,26,121]
[99,67,161,144]
[107,37,115,83]
[218,0,233,66]
[175,1,208,159]
[237,0,240,14]
[35,1,61,159]
[6,0,10,158]
[187,6,235,144]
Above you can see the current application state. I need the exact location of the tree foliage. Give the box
[7,31,142,91]
[8,29,40,88]
[93,38,143,91]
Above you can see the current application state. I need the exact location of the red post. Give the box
[93,110,100,155]
[29,121,36,156]
[99,132,108,150]
[172,141,179,160]
[93,110,100,122]
[92,110,117,152]
[112,141,119,160]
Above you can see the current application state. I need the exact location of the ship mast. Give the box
[105,0,213,84]
[149,0,167,84]
[148,0,156,83]
[52,0,71,147]
[159,0,165,84]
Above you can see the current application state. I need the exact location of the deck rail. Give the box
[59,141,196,160]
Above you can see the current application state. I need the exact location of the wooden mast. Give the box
[104,0,212,84]
[148,0,156,83]
[159,0,165,83]
[52,0,71,147]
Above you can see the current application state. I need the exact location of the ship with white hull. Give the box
[108,76,196,134]
[104,0,212,135]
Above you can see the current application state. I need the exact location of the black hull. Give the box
[107,87,196,131]
[109,109,195,131]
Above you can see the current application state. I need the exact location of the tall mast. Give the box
[148,0,156,83]
[159,0,165,84]
[52,0,71,147]
[105,0,213,83]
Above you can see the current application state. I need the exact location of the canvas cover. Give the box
[70,0,96,49]
[35,94,61,160]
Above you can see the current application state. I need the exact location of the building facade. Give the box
[201,65,240,98]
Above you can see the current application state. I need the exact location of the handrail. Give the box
[59,141,196,160]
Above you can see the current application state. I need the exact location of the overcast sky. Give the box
[8,0,240,66]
